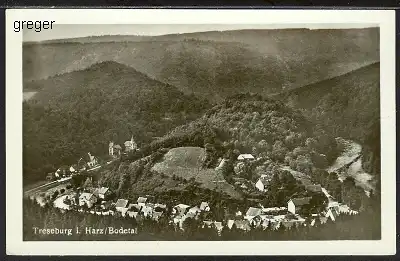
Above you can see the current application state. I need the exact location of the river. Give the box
[326,137,376,194]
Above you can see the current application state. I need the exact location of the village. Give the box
[27,135,360,237]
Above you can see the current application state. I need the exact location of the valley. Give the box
[22,27,381,240]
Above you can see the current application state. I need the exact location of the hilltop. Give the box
[23,28,379,101]
[98,94,342,206]
[23,61,211,184]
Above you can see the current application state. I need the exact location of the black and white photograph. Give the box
[6,9,396,255]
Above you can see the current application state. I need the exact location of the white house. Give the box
[137,197,148,207]
[287,197,312,214]
[199,202,210,212]
[255,177,270,192]
[141,206,153,217]
[93,187,110,199]
[124,136,138,152]
[173,204,190,215]
[79,193,97,208]
[245,207,262,220]
[109,142,122,157]
[237,154,255,161]
[86,152,99,168]
[115,199,129,212]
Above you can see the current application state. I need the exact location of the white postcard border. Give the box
[5,9,396,255]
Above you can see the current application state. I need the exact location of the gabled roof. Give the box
[113,144,122,149]
[214,222,223,231]
[137,197,147,204]
[237,154,255,160]
[288,197,312,206]
[200,202,210,210]
[115,199,129,208]
[227,219,235,229]
[246,207,262,217]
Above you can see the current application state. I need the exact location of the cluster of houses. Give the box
[43,147,360,236]
[46,152,100,181]
[226,195,358,232]
[53,179,358,236]
[46,136,139,182]
[109,136,139,157]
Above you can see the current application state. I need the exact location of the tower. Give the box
[109,142,114,156]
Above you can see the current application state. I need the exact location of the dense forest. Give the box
[23,61,211,184]
[277,63,380,178]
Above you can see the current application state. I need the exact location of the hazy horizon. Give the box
[23,23,378,42]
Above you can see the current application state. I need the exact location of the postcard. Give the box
[5,8,396,255]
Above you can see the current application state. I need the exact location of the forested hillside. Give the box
[24,28,379,101]
[276,63,380,177]
[23,61,211,184]
[101,94,339,204]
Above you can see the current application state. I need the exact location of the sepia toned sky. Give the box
[24,23,378,42]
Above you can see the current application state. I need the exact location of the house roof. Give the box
[214,222,223,230]
[137,197,147,204]
[227,219,235,229]
[79,192,95,201]
[305,184,322,193]
[124,140,134,146]
[262,207,287,213]
[115,199,129,208]
[199,202,209,210]
[94,187,109,195]
[257,177,270,186]
[175,203,190,209]
[155,203,167,209]
[237,154,255,160]
[246,207,262,217]
[289,197,312,206]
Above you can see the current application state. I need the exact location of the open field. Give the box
[152,147,241,199]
